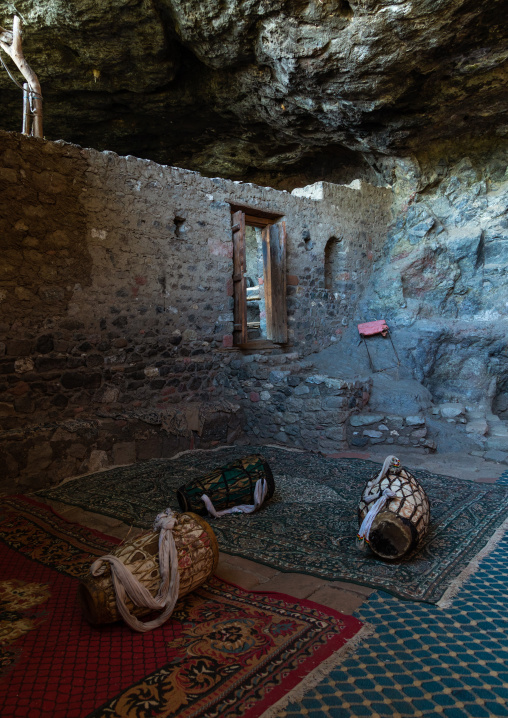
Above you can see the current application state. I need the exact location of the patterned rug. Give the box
[0,496,363,718]
[498,469,508,485]
[37,445,508,604]
[277,528,508,718]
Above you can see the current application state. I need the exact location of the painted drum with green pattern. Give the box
[176,454,275,516]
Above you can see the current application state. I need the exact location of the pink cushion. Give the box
[357,320,389,337]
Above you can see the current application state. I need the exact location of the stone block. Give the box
[411,428,428,438]
[318,410,348,425]
[0,167,17,183]
[350,414,384,426]
[465,420,488,436]
[323,396,346,409]
[0,402,15,416]
[486,436,508,452]
[260,391,271,401]
[324,426,346,441]
[286,397,303,411]
[269,370,290,383]
[67,444,87,459]
[60,371,84,389]
[87,449,109,472]
[14,395,34,413]
[490,423,508,438]
[303,398,322,411]
[484,449,508,463]
[300,428,319,439]
[363,429,383,438]
[144,366,159,378]
[294,384,310,395]
[318,437,345,451]
[15,286,36,301]
[351,436,369,447]
[112,442,136,466]
[306,375,326,385]
[35,335,54,354]
[405,415,425,426]
[385,415,404,426]
[439,403,465,418]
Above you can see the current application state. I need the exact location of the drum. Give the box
[358,456,430,560]
[176,454,275,516]
[79,512,219,625]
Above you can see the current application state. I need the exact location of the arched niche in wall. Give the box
[324,236,343,291]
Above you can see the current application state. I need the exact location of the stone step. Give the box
[485,435,508,452]
[465,419,489,436]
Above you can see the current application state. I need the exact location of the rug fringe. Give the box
[438,514,508,609]
[259,623,375,718]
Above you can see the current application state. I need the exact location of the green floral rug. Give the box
[37,446,508,604]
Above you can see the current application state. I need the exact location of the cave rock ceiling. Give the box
[0,0,507,185]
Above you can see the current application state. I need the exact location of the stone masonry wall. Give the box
[0,131,391,489]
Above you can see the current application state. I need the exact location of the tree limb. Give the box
[0,16,43,137]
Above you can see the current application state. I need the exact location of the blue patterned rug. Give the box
[37,446,508,604]
[498,469,508,485]
[277,531,508,718]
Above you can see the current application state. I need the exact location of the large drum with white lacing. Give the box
[357,456,430,561]
[176,454,274,516]
[79,512,218,626]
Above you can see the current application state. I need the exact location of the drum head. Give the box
[369,511,414,560]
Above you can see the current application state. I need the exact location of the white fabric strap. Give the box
[201,478,268,518]
[90,508,180,633]
[357,489,397,548]
[357,455,399,550]
[362,455,397,505]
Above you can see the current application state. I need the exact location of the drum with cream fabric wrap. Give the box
[358,458,430,561]
[176,454,275,516]
[79,512,219,625]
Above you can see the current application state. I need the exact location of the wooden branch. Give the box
[0,16,43,138]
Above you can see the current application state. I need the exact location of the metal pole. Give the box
[22,81,29,134]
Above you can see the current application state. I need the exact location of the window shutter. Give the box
[262,221,287,344]
[232,210,248,345]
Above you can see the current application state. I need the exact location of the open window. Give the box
[231,208,287,347]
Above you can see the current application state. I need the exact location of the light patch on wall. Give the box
[15,358,34,373]
[144,367,159,378]
[91,228,107,240]
[208,238,233,257]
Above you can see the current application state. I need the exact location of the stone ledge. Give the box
[346,413,435,452]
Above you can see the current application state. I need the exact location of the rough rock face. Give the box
[356,139,508,411]
[0,0,506,182]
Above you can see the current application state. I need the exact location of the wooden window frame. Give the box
[230,207,288,349]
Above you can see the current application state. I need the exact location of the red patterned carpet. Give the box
[0,496,363,718]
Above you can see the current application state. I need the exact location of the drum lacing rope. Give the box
[90,508,180,633]
[357,455,399,550]
[201,478,268,518]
